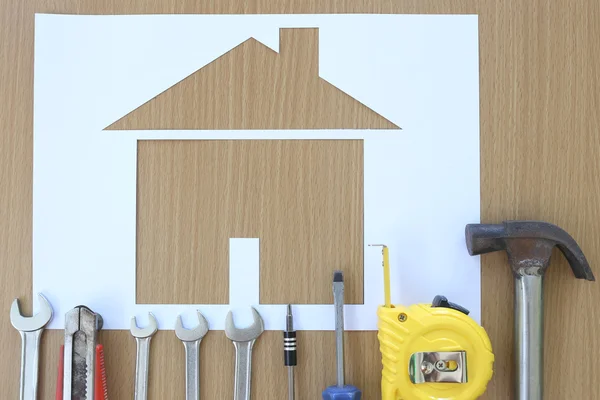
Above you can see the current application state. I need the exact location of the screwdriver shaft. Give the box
[333,271,345,388]
[288,366,294,400]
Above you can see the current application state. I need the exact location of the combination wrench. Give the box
[225,307,264,400]
[10,293,53,400]
[175,311,209,400]
[130,313,158,400]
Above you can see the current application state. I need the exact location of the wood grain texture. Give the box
[1,0,599,399]
[137,139,364,305]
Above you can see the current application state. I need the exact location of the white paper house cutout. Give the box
[32,14,481,330]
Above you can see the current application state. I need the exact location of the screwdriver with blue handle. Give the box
[322,271,362,399]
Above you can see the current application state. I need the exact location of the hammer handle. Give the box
[515,274,543,400]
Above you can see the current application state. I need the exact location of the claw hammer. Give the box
[465,220,595,400]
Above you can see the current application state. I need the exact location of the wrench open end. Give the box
[130,312,158,338]
[10,293,53,332]
[174,311,209,342]
[224,307,264,343]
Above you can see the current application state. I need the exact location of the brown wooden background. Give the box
[1,1,600,399]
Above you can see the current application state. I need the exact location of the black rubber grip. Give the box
[284,331,297,366]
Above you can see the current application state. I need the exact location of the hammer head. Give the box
[465,220,595,280]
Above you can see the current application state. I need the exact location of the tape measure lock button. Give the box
[431,295,470,315]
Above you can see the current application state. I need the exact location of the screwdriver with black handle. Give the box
[284,304,297,400]
[322,271,362,399]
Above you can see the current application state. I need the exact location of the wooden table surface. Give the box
[1,1,599,399]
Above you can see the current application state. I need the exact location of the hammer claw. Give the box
[466,220,595,280]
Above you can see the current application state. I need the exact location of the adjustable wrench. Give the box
[130,313,158,400]
[224,307,264,400]
[175,311,209,400]
[10,293,53,400]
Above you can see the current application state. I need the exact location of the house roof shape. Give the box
[105,28,400,130]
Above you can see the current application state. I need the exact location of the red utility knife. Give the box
[56,344,108,399]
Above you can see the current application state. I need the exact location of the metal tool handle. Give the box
[134,337,152,400]
[515,274,543,400]
[183,340,201,400]
[233,340,255,400]
[18,330,43,400]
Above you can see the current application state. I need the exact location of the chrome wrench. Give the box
[175,311,209,400]
[224,307,264,400]
[130,313,158,400]
[10,293,53,400]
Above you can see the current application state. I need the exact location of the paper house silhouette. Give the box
[104,28,400,306]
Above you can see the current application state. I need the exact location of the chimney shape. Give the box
[279,28,319,77]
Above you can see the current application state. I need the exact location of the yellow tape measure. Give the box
[371,245,494,400]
